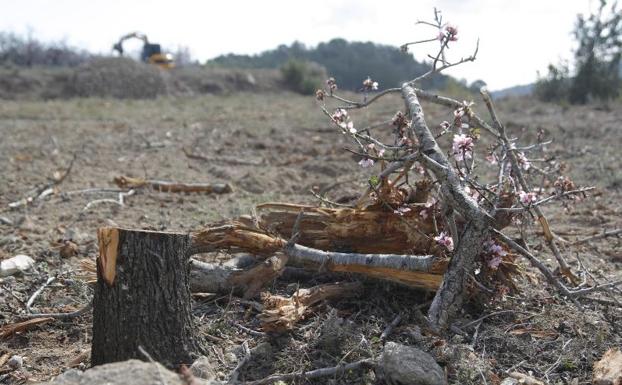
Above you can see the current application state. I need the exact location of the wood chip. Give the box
[0,317,54,339]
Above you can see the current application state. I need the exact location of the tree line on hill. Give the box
[208,39,451,91]
[535,0,621,104]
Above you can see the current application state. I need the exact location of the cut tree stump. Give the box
[91,227,200,368]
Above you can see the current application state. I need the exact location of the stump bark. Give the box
[91,227,200,368]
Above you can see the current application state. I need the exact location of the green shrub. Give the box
[534,64,571,102]
[280,59,326,95]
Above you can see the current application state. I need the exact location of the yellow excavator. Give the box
[112,32,174,69]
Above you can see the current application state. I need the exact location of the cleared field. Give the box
[0,92,620,384]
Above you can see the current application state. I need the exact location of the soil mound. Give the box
[68,57,167,99]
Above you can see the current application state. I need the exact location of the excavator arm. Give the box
[112,32,174,69]
[112,32,149,56]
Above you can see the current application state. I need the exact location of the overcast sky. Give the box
[0,0,597,90]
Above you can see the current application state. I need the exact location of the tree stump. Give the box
[91,227,200,368]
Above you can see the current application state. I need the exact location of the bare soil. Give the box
[0,91,620,384]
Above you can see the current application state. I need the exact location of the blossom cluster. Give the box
[434,232,454,252]
[518,190,538,205]
[483,240,508,269]
[438,24,459,42]
[452,134,474,161]
[330,108,357,134]
[362,77,379,91]
[326,77,337,93]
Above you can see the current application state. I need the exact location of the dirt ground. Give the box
[0,90,620,384]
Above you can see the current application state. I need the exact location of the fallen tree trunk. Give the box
[190,254,288,298]
[254,203,439,255]
[189,223,449,291]
[92,227,200,368]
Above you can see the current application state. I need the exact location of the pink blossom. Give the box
[358,158,374,168]
[439,24,459,42]
[340,121,357,134]
[378,148,386,157]
[516,151,531,170]
[484,240,507,270]
[331,108,347,123]
[439,121,450,130]
[393,206,412,216]
[420,197,437,219]
[326,77,337,92]
[452,134,474,161]
[518,191,538,205]
[488,243,507,257]
[488,255,502,269]
[434,232,454,252]
[362,77,379,91]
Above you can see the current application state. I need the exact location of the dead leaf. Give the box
[59,240,79,258]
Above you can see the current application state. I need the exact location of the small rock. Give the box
[251,342,272,357]
[379,342,446,385]
[224,352,237,364]
[406,325,424,343]
[500,378,519,385]
[0,255,35,277]
[190,356,216,381]
[0,275,17,285]
[8,355,23,369]
[46,359,184,385]
[593,348,622,385]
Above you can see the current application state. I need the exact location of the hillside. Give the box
[209,38,451,91]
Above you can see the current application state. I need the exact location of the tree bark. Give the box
[91,227,200,368]
[402,84,491,331]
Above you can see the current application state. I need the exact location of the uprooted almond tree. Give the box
[73,8,621,381]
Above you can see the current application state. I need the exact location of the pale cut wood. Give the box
[97,227,118,286]
[113,175,232,194]
[258,282,361,332]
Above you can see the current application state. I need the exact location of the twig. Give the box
[480,89,574,278]
[8,153,77,209]
[244,358,376,385]
[20,301,93,320]
[114,175,233,194]
[26,276,57,313]
[83,190,135,211]
[0,216,13,226]
[333,88,401,110]
[458,310,533,330]
[380,314,402,342]
[233,323,267,338]
[571,228,622,245]
[309,190,353,208]
[495,187,596,212]
[228,341,251,384]
[492,228,622,298]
